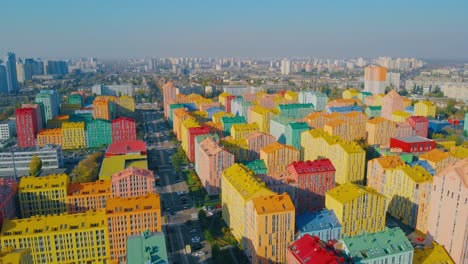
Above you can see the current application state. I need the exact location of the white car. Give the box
[194,251,204,256]
[191,237,200,243]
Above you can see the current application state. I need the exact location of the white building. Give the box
[92,84,134,96]
[223,86,251,96]
[281,59,291,75]
[0,120,15,140]
[386,72,401,89]
[0,145,63,176]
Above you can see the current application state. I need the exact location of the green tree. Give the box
[71,152,103,183]
[29,155,42,176]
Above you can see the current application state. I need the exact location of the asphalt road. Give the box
[142,110,212,264]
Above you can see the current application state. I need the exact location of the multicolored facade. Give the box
[260,142,300,177]
[365,105,382,118]
[220,136,249,162]
[419,148,457,175]
[288,234,344,264]
[86,118,112,148]
[37,128,62,147]
[407,116,429,138]
[414,101,436,118]
[342,88,360,99]
[298,91,328,111]
[244,131,276,161]
[0,179,18,228]
[277,103,314,120]
[364,65,387,94]
[269,115,293,143]
[93,96,115,120]
[15,108,38,147]
[221,116,246,135]
[295,209,341,241]
[230,123,259,140]
[111,167,155,198]
[66,180,112,214]
[366,117,396,146]
[248,105,279,133]
[391,110,411,123]
[115,95,135,115]
[172,108,190,140]
[0,247,33,264]
[61,121,86,149]
[163,81,177,118]
[325,183,386,236]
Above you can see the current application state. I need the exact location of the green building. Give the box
[244,159,267,176]
[270,115,293,143]
[278,103,314,120]
[358,91,373,103]
[86,118,112,148]
[127,231,168,264]
[365,106,382,118]
[35,90,60,124]
[68,94,84,107]
[285,122,309,150]
[60,103,81,115]
[464,112,468,136]
[221,116,246,136]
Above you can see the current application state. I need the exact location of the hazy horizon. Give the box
[2,0,468,60]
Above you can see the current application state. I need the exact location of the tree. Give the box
[71,152,103,183]
[29,155,42,176]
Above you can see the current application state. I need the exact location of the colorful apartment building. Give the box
[35,90,60,124]
[414,101,436,118]
[390,136,435,153]
[340,228,413,264]
[86,118,112,148]
[15,108,38,147]
[46,115,69,129]
[221,116,246,135]
[106,193,162,263]
[366,117,396,146]
[245,131,276,161]
[278,103,314,120]
[391,110,411,123]
[61,121,86,149]
[248,105,279,133]
[93,96,115,120]
[394,120,415,138]
[324,119,350,142]
[36,128,62,147]
[285,122,309,150]
[419,148,457,175]
[194,133,220,175]
[180,116,199,154]
[407,116,429,138]
[298,91,328,111]
[295,209,341,242]
[427,159,467,264]
[342,88,360,99]
[358,91,373,103]
[325,183,386,236]
[68,93,84,106]
[381,90,404,120]
[218,92,233,108]
[287,234,344,264]
[245,193,295,264]
[284,90,298,103]
[111,117,137,143]
[126,231,168,264]
[365,105,382,118]
[260,142,300,177]
[168,103,185,123]
[198,101,219,112]
[172,108,190,140]
[221,163,274,242]
[21,103,44,131]
[66,180,112,214]
[0,210,110,264]
[364,66,387,94]
[115,95,135,115]
[365,93,385,106]
[212,111,234,124]
[186,125,211,163]
[270,115,293,143]
[0,179,18,228]
[301,129,366,184]
[287,159,335,213]
[0,247,32,264]
[220,136,249,162]
[18,174,68,218]
[111,167,155,198]
[304,112,330,129]
[163,81,177,118]
[413,244,455,264]
[367,156,405,194]
[197,137,235,195]
[190,110,209,124]
[231,123,259,140]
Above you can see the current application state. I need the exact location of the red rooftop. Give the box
[106,140,147,157]
[287,234,344,264]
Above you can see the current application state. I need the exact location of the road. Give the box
[141,110,212,264]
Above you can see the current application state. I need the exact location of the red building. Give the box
[287,234,344,264]
[225,95,236,113]
[188,125,211,162]
[287,159,336,213]
[407,116,429,138]
[111,117,136,143]
[0,179,18,228]
[106,140,147,157]
[15,108,39,147]
[390,136,435,153]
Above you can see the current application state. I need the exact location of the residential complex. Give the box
[287,234,344,264]
[295,209,341,242]
[126,231,168,264]
[61,121,86,149]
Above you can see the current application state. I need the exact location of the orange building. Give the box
[36,128,62,146]
[260,142,300,177]
[66,180,112,214]
[93,96,115,120]
[172,108,191,140]
[106,193,162,263]
[364,66,387,94]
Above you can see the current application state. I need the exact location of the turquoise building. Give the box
[269,115,293,143]
[278,103,314,120]
[35,89,60,124]
[243,159,267,176]
[365,106,382,118]
[285,122,309,150]
[169,103,185,124]
[127,231,168,264]
[221,116,246,136]
[86,118,112,148]
[68,94,84,107]
[298,91,328,111]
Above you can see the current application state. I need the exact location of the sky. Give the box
[1,0,468,59]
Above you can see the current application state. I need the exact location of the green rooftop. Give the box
[288,121,310,129]
[99,154,148,180]
[278,103,314,110]
[127,231,168,264]
[244,159,267,175]
[271,115,293,126]
[367,106,382,110]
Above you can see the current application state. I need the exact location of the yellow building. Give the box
[190,110,209,124]
[449,146,468,159]
[248,105,278,133]
[245,194,295,264]
[93,96,114,120]
[342,88,360,99]
[218,92,233,107]
[413,244,455,264]
[36,128,62,147]
[18,174,69,218]
[414,101,436,118]
[419,148,457,174]
[230,123,259,140]
[403,97,412,108]
[221,164,275,243]
[324,119,350,141]
[260,142,300,177]
[194,97,213,109]
[61,122,86,149]
[220,137,249,162]
[180,117,200,155]
[116,95,135,114]
[212,111,234,124]
[391,110,411,123]
[301,129,365,184]
[0,247,33,264]
[0,210,110,264]
[172,108,191,140]
[284,90,298,103]
[366,117,397,146]
[325,183,386,237]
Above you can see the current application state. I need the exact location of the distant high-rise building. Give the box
[35,90,60,123]
[281,59,291,75]
[5,52,18,93]
[364,65,387,94]
[15,59,25,83]
[24,58,44,80]
[0,64,8,94]
[44,60,68,75]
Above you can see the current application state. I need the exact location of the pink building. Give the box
[244,131,276,160]
[0,179,18,228]
[287,159,336,213]
[407,116,429,138]
[393,121,415,138]
[427,159,468,264]
[111,117,137,143]
[258,94,280,109]
[163,81,177,118]
[197,137,235,195]
[381,90,404,120]
[111,167,156,198]
[242,92,257,102]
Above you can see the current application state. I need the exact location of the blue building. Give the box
[206,107,224,119]
[327,106,362,114]
[428,120,450,134]
[296,209,342,242]
[183,103,197,112]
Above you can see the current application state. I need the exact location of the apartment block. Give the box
[111,167,156,198]
[0,210,110,264]
[127,231,168,264]
[414,101,436,118]
[381,90,404,120]
[68,93,84,106]
[220,137,249,162]
[221,116,246,136]
[365,105,382,118]
[66,180,112,214]
[0,179,18,227]
[269,115,293,143]
[93,96,115,121]
[187,125,211,162]
[277,103,314,120]
[260,142,300,178]
[0,247,32,264]
[413,244,455,264]
[248,105,279,133]
[358,91,373,103]
[16,108,38,148]
[212,111,234,125]
[115,95,135,115]
[111,117,136,143]
[172,108,190,140]
[245,131,276,161]
[163,81,177,118]
[0,119,16,140]
[366,117,396,146]
[61,121,86,149]
[245,193,295,264]
[86,118,112,148]
[419,148,457,175]
[298,91,328,111]
[37,128,62,147]
[325,183,386,236]
[285,122,309,150]
[287,234,344,264]
[231,123,259,140]
[295,209,341,242]
[342,88,360,99]
[35,90,60,124]
[364,66,387,94]
[197,137,235,195]
[60,103,81,115]
[427,159,467,264]
[106,193,162,263]
[407,116,429,138]
[18,174,68,218]
[0,145,63,175]
[391,110,411,123]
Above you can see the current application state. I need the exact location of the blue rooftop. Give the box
[411,160,435,175]
[297,209,341,232]
[327,106,362,113]
[183,103,197,111]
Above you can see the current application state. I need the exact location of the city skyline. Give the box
[1,0,468,59]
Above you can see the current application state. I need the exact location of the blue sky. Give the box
[1,0,467,59]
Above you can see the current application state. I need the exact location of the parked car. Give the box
[189,228,197,234]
